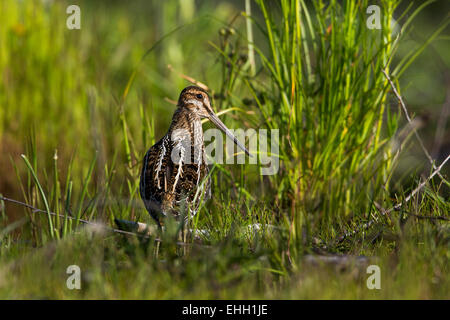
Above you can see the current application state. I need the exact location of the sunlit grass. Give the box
[0,0,448,299]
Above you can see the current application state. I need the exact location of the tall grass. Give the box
[227,1,397,218]
[213,0,448,248]
[0,0,236,243]
[0,0,448,298]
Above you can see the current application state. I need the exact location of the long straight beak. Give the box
[208,112,252,157]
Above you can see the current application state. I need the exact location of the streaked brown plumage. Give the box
[140,86,250,227]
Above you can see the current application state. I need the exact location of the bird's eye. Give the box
[196,94,203,99]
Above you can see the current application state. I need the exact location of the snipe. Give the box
[140,86,250,227]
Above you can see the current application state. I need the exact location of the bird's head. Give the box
[177,86,251,157]
[178,86,213,119]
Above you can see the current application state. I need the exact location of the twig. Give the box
[374,201,449,221]
[336,154,450,244]
[382,68,447,183]
[400,211,450,221]
[167,64,210,91]
[0,195,141,236]
[0,195,195,247]
[432,77,450,158]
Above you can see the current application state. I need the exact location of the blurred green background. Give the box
[0,0,449,299]
[1,1,448,211]
[1,0,244,218]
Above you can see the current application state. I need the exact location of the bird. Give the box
[139,86,250,227]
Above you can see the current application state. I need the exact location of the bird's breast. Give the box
[139,128,210,218]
